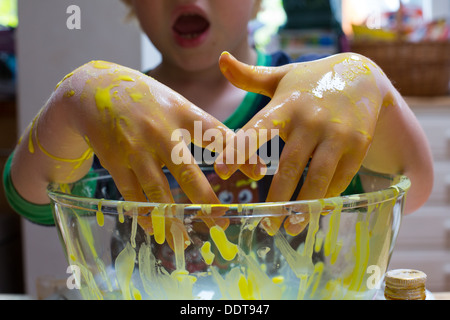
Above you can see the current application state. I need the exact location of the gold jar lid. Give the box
[384,269,427,300]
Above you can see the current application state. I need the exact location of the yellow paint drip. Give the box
[96,201,104,227]
[151,206,165,245]
[172,269,197,284]
[118,202,124,223]
[238,274,256,300]
[115,242,136,300]
[272,276,284,284]
[130,207,138,248]
[132,286,142,300]
[200,241,215,265]
[210,226,238,261]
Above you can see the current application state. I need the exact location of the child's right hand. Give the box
[47,61,263,205]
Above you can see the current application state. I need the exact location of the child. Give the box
[3,0,433,231]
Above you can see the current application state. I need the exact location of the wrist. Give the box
[34,76,92,164]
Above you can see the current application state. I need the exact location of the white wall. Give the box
[422,0,450,21]
[17,0,142,298]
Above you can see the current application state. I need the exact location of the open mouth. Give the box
[172,13,210,45]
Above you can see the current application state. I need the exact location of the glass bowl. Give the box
[47,166,410,300]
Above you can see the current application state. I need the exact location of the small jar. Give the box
[384,269,427,300]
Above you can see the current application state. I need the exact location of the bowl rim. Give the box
[47,167,411,218]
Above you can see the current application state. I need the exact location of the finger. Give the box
[219,51,294,98]
[102,161,157,234]
[129,153,174,203]
[165,158,219,204]
[166,215,191,251]
[325,151,366,198]
[266,130,316,202]
[283,141,343,236]
[297,141,343,201]
[260,131,316,236]
[214,96,292,180]
[102,161,147,203]
[214,127,270,179]
[179,106,267,180]
[127,154,193,249]
[163,148,229,229]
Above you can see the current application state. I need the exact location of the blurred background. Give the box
[0,0,449,298]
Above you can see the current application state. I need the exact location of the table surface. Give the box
[433,292,450,300]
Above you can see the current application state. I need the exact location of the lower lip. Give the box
[172,28,210,48]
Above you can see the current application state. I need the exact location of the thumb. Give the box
[219,51,293,98]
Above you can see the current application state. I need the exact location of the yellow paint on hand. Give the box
[28,124,35,154]
[55,71,74,90]
[126,87,144,102]
[91,60,111,69]
[95,85,116,113]
[210,225,238,261]
[272,119,290,128]
[64,90,75,98]
[114,75,135,82]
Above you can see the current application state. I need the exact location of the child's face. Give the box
[132,0,257,72]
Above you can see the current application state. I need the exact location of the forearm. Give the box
[363,87,433,214]
[10,74,93,204]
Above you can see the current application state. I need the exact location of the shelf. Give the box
[405,95,450,108]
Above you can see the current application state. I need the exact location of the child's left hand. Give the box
[215,51,388,235]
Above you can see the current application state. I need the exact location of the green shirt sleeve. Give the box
[341,173,365,196]
[3,152,55,225]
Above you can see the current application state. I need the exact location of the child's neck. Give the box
[149,49,257,122]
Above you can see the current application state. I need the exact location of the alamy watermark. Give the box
[66,5,81,30]
[366,265,383,290]
[66,265,81,290]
